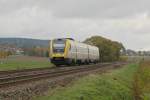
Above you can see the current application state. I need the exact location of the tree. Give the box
[84,36,124,62]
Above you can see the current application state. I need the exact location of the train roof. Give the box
[53,38,74,41]
[65,38,75,41]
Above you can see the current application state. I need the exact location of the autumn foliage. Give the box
[0,51,12,58]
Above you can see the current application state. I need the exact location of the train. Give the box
[49,38,100,66]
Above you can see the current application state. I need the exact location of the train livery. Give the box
[49,38,100,66]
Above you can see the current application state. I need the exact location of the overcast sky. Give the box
[0,0,150,50]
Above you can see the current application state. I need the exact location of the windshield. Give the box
[53,39,66,53]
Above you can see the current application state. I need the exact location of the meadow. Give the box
[0,55,52,71]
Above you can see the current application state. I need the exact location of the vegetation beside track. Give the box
[34,63,139,100]
[0,56,52,71]
[133,61,150,100]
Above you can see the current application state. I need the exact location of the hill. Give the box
[0,38,49,48]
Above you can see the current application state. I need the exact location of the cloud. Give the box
[0,0,150,50]
[47,0,150,18]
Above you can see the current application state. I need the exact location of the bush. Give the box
[0,51,12,58]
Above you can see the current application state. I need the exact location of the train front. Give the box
[49,38,69,65]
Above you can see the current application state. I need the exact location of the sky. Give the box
[0,0,150,50]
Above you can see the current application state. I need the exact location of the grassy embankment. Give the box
[0,56,52,71]
[133,61,150,100]
[34,63,140,100]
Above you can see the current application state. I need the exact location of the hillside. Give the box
[0,38,49,48]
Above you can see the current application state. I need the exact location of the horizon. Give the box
[0,36,148,51]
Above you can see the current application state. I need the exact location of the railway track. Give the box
[0,62,126,88]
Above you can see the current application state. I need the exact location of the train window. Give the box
[53,39,66,53]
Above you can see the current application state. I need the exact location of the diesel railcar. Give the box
[49,38,99,66]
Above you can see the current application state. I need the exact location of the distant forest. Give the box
[0,38,49,48]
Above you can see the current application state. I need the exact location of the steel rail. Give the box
[0,62,125,88]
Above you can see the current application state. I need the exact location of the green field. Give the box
[0,56,52,71]
[33,63,140,100]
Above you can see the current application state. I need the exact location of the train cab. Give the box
[49,38,72,65]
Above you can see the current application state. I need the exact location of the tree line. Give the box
[23,47,49,57]
[84,36,124,62]
[0,47,49,58]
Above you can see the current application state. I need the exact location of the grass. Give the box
[0,55,52,71]
[133,61,150,100]
[34,63,139,100]
[2,55,149,99]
